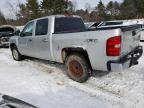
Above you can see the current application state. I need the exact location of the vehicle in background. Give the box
[0,25,16,47]
[136,21,144,41]
[87,21,134,29]
[85,22,101,29]
[97,21,125,28]
[16,26,24,32]
[10,15,143,83]
[0,94,37,108]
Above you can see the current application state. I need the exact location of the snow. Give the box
[0,43,144,108]
[0,48,111,108]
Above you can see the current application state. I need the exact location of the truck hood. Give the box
[0,25,15,37]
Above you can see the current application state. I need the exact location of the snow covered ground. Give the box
[0,43,144,108]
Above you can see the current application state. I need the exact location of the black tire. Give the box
[66,54,91,83]
[11,46,24,61]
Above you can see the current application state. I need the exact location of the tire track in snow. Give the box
[20,58,136,108]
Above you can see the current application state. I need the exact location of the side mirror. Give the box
[14,30,21,36]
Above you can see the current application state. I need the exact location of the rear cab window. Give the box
[54,17,85,33]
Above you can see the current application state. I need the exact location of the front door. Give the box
[18,21,35,56]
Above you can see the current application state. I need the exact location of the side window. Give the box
[35,18,48,36]
[21,21,34,36]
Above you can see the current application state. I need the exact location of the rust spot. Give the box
[69,60,83,78]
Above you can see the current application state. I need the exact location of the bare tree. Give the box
[71,0,78,11]
[7,2,16,16]
[85,3,92,12]
[0,10,7,25]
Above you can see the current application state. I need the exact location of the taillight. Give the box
[106,36,121,56]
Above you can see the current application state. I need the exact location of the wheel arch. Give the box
[10,43,17,50]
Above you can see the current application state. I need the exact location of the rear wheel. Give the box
[66,54,91,83]
[11,46,24,61]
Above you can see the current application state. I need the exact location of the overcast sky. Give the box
[0,0,122,19]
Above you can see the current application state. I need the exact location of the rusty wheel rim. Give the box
[69,60,84,78]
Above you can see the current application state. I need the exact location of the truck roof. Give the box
[30,15,81,22]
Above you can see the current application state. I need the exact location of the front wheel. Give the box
[66,54,91,83]
[11,46,24,61]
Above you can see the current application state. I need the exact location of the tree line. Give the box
[76,0,144,22]
[1,0,144,25]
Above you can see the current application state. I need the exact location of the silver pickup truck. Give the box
[10,15,143,82]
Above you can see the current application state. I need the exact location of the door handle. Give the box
[28,39,32,42]
[42,38,48,42]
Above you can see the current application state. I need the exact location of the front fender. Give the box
[9,36,19,47]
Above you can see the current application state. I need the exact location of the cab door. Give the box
[18,21,35,56]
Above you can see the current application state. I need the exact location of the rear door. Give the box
[32,18,51,60]
[18,21,35,56]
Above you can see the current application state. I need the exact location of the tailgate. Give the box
[121,24,142,56]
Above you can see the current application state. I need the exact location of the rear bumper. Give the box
[107,46,143,71]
